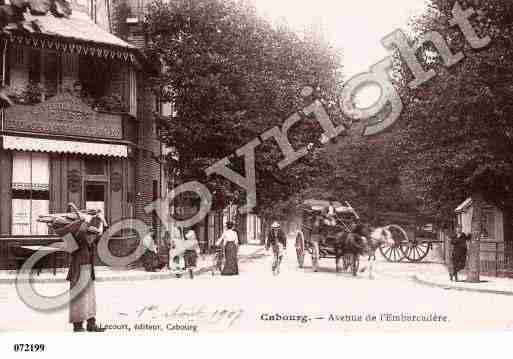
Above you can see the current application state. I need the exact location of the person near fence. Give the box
[449,225,470,282]
[216,221,239,275]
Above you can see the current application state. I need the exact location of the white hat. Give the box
[271,222,280,229]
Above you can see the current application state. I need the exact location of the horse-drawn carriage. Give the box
[295,199,364,275]
[295,199,408,277]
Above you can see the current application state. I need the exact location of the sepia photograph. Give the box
[0,0,512,356]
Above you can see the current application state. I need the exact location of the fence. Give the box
[464,240,513,277]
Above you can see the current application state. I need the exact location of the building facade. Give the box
[454,197,513,277]
[0,2,167,269]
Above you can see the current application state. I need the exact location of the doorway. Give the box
[85,182,107,215]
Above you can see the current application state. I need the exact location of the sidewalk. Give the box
[0,245,265,284]
[414,271,513,296]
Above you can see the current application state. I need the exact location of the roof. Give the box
[455,197,472,213]
[1,5,141,64]
[24,12,135,50]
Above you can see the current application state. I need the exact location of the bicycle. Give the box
[270,243,285,276]
[211,245,224,276]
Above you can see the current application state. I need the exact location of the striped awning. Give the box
[2,136,128,158]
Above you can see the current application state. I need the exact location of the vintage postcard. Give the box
[1,0,513,353]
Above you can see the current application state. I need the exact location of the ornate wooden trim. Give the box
[7,34,138,65]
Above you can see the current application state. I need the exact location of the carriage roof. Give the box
[300,199,359,218]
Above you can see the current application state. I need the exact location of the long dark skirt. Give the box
[451,246,467,273]
[69,265,96,323]
[222,242,239,275]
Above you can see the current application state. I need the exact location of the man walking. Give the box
[265,222,287,275]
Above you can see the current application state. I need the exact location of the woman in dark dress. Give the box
[449,226,469,282]
[216,221,239,275]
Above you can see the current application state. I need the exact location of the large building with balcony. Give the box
[0,1,167,269]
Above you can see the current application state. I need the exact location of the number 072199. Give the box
[13,344,46,352]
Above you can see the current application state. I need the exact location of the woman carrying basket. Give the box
[50,203,107,333]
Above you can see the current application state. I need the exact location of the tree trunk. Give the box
[367,181,379,223]
[261,218,268,246]
[503,208,513,277]
[467,193,484,282]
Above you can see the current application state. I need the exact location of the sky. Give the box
[253,0,429,77]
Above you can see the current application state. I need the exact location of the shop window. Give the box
[84,158,106,175]
[85,182,106,215]
[11,152,50,235]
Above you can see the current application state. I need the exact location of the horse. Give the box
[363,226,395,279]
[333,224,394,279]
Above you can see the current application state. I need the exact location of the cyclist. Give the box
[265,222,287,275]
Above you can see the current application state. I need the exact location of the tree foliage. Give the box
[394,0,513,223]
[317,112,414,224]
[0,0,72,27]
[145,0,344,219]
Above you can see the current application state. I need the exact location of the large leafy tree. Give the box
[394,0,513,226]
[145,0,344,219]
[315,110,415,225]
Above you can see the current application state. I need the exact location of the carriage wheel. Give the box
[378,224,408,262]
[400,241,430,262]
[378,242,404,262]
[295,232,305,268]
